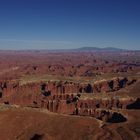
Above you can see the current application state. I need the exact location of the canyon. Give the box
[0,50,139,140]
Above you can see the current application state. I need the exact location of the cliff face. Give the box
[0,76,135,99]
[0,77,138,122]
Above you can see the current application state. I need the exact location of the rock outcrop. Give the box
[0,76,138,123]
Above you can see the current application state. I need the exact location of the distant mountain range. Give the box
[43,47,126,52]
[73,47,124,52]
[0,47,139,53]
[51,47,140,52]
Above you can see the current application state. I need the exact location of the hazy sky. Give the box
[0,0,140,50]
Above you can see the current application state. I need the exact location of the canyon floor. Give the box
[0,50,140,140]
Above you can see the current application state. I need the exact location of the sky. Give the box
[0,0,140,50]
